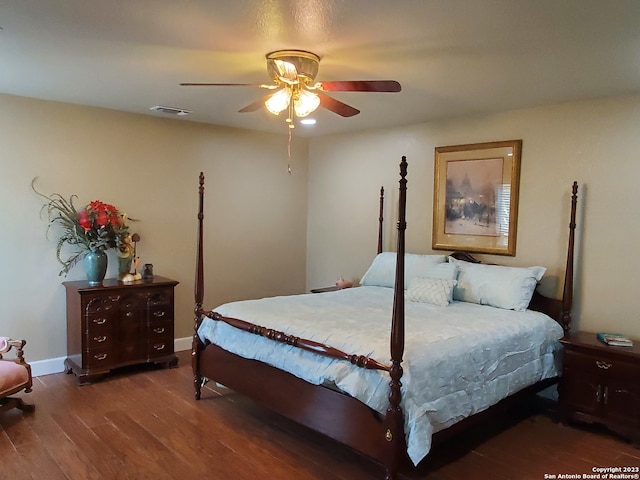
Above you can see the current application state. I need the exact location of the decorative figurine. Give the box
[335,277,353,289]
[142,263,154,279]
[121,233,142,283]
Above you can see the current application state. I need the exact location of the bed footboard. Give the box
[198,342,406,465]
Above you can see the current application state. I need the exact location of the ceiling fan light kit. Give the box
[264,88,291,115]
[180,49,401,129]
[293,89,321,117]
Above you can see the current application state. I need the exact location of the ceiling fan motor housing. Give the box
[266,50,320,84]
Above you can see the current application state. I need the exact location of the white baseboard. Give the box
[174,336,192,352]
[31,337,193,377]
[31,356,67,377]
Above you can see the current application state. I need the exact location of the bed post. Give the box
[192,172,205,400]
[561,181,578,335]
[378,186,384,254]
[384,157,408,480]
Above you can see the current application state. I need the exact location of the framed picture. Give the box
[432,140,522,256]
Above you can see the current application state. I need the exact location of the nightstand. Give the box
[310,285,339,293]
[559,331,640,443]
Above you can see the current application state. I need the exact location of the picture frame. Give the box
[432,140,522,256]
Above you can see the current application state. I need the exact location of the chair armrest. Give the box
[0,337,27,363]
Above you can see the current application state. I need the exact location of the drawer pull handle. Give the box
[125,311,134,317]
[94,353,108,361]
[93,318,107,325]
[153,311,166,318]
[603,386,608,405]
[153,327,165,334]
[93,335,107,343]
[596,361,612,369]
[153,344,166,351]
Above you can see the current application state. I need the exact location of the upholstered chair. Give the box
[0,337,34,413]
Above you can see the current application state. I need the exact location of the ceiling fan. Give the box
[180,50,401,128]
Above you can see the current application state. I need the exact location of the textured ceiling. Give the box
[1,0,639,137]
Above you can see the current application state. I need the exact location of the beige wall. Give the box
[307,94,640,338]
[4,91,640,367]
[0,94,308,365]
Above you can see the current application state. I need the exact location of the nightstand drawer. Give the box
[564,350,638,376]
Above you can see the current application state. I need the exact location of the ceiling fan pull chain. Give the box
[287,126,292,175]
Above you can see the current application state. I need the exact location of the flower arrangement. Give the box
[33,180,134,276]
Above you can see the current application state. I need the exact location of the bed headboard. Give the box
[375,180,578,334]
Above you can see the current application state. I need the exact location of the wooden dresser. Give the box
[63,276,179,385]
[559,331,640,444]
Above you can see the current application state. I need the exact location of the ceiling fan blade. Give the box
[316,80,401,93]
[179,82,262,87]
[317,92,360,117]
[238,95,271,113]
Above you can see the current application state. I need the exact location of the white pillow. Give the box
[449,257,546,311]
[360,252,447,288]
[407,277,457,306]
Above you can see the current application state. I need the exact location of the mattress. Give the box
[197,286,563,465]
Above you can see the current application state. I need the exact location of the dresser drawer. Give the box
[85,295,118,314]
[85,314,113,334]
[84,296,117,334]
[147,288,173,306]
[149,306,172,323]
[148,338,173,358]
[84,347,113,369]
[147,289,174,324]
[148,322,173,339]
[86,331,113,350]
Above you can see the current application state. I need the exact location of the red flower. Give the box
[104,203,118,214]
[78,211,92,231]
[89,200,105,212]
[96,211,109,226]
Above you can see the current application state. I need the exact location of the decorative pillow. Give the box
[360,252,448,288]
[407,277,457,306]
[449,257,546,311]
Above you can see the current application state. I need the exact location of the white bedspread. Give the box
[197,286,563,465]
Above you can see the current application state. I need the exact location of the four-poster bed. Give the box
[191,157,578,480]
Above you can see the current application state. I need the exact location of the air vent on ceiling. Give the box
[149,105,192,116]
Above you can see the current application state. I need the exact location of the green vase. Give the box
[84,250,108,285]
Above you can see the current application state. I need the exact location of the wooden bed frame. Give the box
[192,157,578,480]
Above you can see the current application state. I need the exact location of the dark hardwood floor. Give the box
[1,350,638,480]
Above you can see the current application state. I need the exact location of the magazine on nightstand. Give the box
[597,332,633,347]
